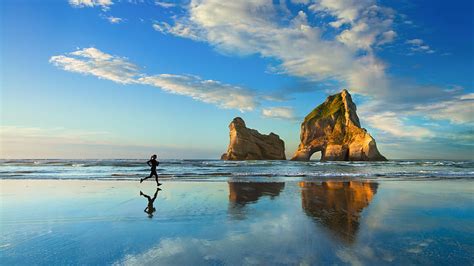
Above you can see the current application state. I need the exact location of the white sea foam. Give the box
[0,159,473,181]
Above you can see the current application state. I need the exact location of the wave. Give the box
[110,173,142,177]
[1,159,473,181]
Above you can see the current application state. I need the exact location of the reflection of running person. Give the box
[140,188,160,218]
[140,154,161,186]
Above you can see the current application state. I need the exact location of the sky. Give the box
[0,0,473,159]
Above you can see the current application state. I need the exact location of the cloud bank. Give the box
[50,48,139,84]
[69,0,113,9]
[152,0,395,97]
[50,47,258,111]
[262,107,296,120]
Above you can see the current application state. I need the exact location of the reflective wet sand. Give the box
[300,181,378,243]
[0,179,473,265]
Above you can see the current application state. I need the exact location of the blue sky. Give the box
[1,0,473,159]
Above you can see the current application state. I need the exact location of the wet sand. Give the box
[1,179,473,265]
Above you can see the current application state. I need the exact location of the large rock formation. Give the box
[221,117,286,160]
[292,89,386,161]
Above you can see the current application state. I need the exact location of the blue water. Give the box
[1,159,473,181]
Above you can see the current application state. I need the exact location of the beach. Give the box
[1,178,473,265]
[3,0,473,265]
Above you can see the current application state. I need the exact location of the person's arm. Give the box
[144,207,148,212]
[147,160,152,167]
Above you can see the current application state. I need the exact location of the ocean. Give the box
[1,159,473,181]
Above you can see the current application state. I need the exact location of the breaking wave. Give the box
[0,159,473,181]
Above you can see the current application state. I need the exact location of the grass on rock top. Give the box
[303,93,344,124]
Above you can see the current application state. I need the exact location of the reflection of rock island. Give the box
[228,182,285,219]
[299,181,378,243]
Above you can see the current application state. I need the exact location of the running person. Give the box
[140,154,161,186]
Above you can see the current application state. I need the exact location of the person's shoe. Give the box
[140,178,143,183]
[157,183,162,186]
[140,191,144,196]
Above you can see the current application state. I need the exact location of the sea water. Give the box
[1,159,473,181]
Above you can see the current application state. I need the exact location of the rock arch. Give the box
[292,90,386,161]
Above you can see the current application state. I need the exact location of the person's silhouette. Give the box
[140,154,161,186]
[140,188,160,218]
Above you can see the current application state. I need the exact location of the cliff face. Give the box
[221,117,286,160]
[292,89,386,161]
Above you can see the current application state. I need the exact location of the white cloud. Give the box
[69,0,113,8]
[139,75,257,111]
[153,22,203,41]
[309,0,365,25]
[406,39,423,45]
[261,107,296,120]
[414,93,474,124]
[49,47,140,84]
[155,1,176,8]
[379,30,397,45]
[364,112,435,139]
[50,48,257,112]
[309,0,396,50]
[106,16,123,24]
[406,39,435,54]
[356,84,473,144]
[152,1,396,98]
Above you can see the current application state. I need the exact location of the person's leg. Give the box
[141,172,153,183]
[154,172,161,186]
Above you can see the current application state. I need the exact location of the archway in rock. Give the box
[309,151,322,161]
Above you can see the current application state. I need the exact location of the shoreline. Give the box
[1,176,473,183]
[2,160,472,182]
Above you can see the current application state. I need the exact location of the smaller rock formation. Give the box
[221,117,286,160]
[292,89,386,161]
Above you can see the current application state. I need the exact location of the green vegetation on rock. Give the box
[292,89,386,161]
[303,93,344,124]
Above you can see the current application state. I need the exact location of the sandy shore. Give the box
[1,179,473,265]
